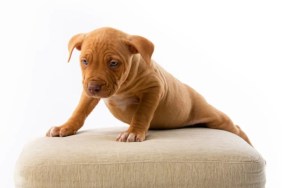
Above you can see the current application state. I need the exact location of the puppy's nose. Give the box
[87,81,104,95]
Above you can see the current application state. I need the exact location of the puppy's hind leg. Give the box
[204,108,253,146]
[187,91,252,146]
[234,124,252,146]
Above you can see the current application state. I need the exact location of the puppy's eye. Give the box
[82,59,88,66]
[108,60,119,69]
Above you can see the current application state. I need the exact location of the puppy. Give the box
[46,27,252,145]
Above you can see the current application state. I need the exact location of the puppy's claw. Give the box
[46,127,60,137]
[127,133,136,142]
[46,126,76,137]
[116,131,145,142]
[116,132,128,142]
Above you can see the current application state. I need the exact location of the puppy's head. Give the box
[68,27,154,98]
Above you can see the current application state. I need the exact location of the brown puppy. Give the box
[46,27,252,145]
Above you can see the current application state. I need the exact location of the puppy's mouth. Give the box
[84,81,117,98]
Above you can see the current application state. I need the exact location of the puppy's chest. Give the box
[103,95,140,111]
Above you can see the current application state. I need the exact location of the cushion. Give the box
[15,127,266,188]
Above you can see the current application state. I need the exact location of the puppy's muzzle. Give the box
[87,80,105,95]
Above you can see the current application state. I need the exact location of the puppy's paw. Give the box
[116,130,146,142]
[46,126,77,137]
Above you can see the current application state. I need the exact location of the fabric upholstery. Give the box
[15,127,266,188]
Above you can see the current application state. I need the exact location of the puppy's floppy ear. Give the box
[125,35,154,64]
[68,33,85,62]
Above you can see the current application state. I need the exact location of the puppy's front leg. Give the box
[116,88,161,142]
[46,91,99,137]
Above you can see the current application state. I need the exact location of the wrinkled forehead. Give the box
[80,32,128,57]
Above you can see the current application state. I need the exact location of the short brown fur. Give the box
[46,27,252,145]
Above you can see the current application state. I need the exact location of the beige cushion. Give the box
[15,127,265,188]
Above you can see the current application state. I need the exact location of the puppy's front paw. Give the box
[116,130,146,142]
[46,126,77,137]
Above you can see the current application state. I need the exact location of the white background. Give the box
[0,0,281,187]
